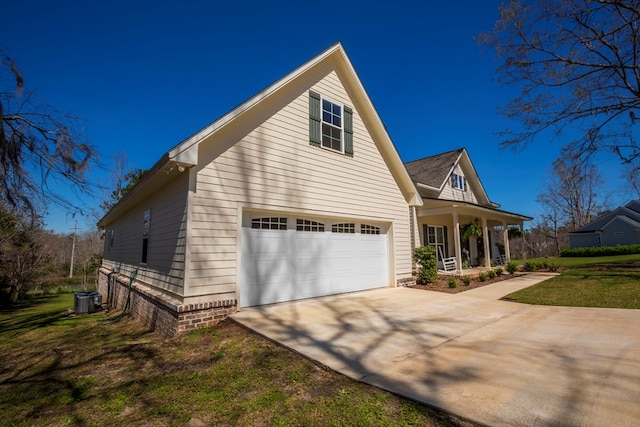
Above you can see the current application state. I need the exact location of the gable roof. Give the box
[602,214,640,231]
[570,201,640,234]
[99,43,422,226]
[404,147,494,207]
[404,148,463,189]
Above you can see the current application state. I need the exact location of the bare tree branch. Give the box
[1,49,98,223]
[479,0,640,164]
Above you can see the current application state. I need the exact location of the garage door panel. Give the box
[240,215,389,307]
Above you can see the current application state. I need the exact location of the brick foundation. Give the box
[98,268,237,337]
[397,276,417,287]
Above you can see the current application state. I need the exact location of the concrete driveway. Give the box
[231,273,640,426]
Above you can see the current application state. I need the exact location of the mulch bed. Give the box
[408,272,523,294]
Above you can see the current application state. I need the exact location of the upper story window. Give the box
[309,91,353,156]
[452,173,467,191]
[322,99,342,151]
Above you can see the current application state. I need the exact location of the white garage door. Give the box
[240,215,389,307]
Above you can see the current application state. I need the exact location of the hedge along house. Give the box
[405,149,532,274]
[97,43,423,336]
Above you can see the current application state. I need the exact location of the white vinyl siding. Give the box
[101,172,189,296]
[188,70,411,302]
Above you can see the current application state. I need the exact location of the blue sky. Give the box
[1,1,627,233]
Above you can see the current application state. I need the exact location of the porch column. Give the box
[410,207,420,275]
[502,221,511,262]
[482,217,491,269]
[452,211,462,274]
[520,222,527,262]
[410,207,419,249]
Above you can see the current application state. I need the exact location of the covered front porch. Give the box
[412,200,532,275]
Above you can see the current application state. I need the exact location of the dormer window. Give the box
[452,173,467,191]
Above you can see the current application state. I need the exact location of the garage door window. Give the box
[332,223,355,233]
[361,224,381,235]
[296,219,325,232]
[252,217,287,230]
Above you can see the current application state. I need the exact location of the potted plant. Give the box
[461,222,482,240]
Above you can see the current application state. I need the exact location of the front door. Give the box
[424,225,447,263]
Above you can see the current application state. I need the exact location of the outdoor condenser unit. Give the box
[74,291,102,314]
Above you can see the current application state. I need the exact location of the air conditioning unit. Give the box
[74,291,102,314]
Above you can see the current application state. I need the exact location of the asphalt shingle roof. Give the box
[571,201,640,233]
[404,148,463,188]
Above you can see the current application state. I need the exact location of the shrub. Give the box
[488,270,496,279]
[560,244,640,257]
[547,262,560,272]
[506,261,519,274]
[412,246,437,284]
[462,275,471,286]
[495,268,503,276]
[478,272,487,282]
[523,261,539,272]
[447,277,458,288]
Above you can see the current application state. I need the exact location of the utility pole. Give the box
[69,220,77,278]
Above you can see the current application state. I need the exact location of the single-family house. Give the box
[98,43,531,336]
[98,42,423,335]
[569,200,640,248]
[405,149,531,273]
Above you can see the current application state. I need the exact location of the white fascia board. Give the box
[417,182,440,191]
[333,47,422,207]
[167,43,345,167]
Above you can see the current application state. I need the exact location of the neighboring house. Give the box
[98,43,532,336]
[405,149,532,273]
[98,42,423,336]
[569,200,640,248]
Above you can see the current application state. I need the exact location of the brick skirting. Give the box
[98,268,237,337]
[397,276,417,287]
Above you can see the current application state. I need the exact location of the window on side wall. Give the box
[108,229,115,252]
[141,209,150,264]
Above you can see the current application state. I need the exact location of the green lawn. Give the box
[0,292,456,427]
[505,254,640,308]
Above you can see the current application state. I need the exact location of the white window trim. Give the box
[320,95,344,154]
[426,225,446,261]
[452,173,466,191]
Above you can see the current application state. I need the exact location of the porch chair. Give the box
[437,247,458,274]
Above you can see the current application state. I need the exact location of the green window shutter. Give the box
[309,91,321,146]
[344,105,353,156]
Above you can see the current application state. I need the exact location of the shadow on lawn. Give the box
[0,296,74,337]
[0,297,164,425]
